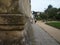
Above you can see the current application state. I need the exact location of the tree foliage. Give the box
[32,5,60,21]
[48,5,53,9]
[44,5,59,20]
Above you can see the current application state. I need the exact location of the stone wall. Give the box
[0,0,32,45]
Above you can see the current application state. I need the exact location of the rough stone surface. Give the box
[0,0,31,45]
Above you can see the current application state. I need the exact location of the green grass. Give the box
[46,21,60,29]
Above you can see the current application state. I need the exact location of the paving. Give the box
[37,21,60,43]
[31,23,60,45]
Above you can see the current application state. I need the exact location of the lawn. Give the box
[46,21,60,29]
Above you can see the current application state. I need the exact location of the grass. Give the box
[46,21,60,29]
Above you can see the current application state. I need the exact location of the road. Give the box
[31,23,60,45]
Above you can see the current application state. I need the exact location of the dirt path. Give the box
[31,23,60,45]
[37,21,60,43]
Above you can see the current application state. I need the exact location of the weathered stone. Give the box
[0,0,20,14]
[0,14,26,31]
[0,0,31,45]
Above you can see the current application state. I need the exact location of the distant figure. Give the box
[35,18,37,23]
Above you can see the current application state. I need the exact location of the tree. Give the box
[44,5,58,20]
[39,12,47,21]
[48,8,57,19]
[48,5,53,9]
[32,11,38,19]
[56,8,60,20]
[58,8,60,11]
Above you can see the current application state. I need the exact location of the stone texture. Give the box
[0,0,31,45]
[0,0,20,14]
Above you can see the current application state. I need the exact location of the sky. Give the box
[31,0,60,12]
